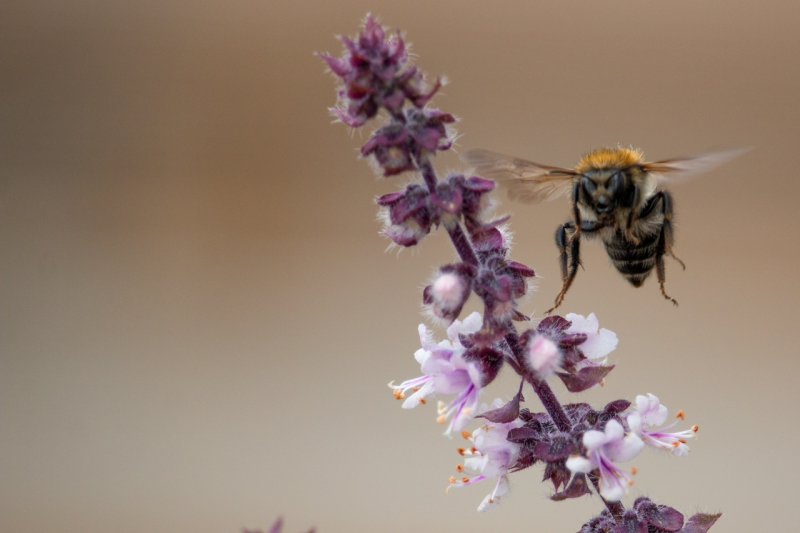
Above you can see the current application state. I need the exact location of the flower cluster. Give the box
[376,173,495,247]
[579,498,721,533]
[322,15,717,533]
[318,14,440,127]
[520,312,617,387]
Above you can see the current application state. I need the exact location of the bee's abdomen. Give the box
[605,233,659,287]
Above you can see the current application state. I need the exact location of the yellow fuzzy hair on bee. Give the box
[576,147,644,174]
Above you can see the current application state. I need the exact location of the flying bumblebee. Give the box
[461,146,748,313]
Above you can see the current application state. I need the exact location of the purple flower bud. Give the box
[404,107,455,154]
[376,183,432,246]
[361,121,416,176]
[423,263,474,323]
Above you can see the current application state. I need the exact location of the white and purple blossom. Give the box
[627,393,698,456]
[566,420,644,502]
[390,312,486,434]
[448,399,523,511]
[564,312,618,365]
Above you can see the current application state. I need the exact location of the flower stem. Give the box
[418,159,480,267]
[504,331,572,432]
[588,472,625,522]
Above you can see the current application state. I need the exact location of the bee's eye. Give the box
[582,177,597,193]
[607,173,622,194]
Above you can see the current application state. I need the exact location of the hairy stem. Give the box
[418,159,480,266]
[505,331,572,432]
[588,472,625,522]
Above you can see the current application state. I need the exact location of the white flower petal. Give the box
[604,420,625,442]
[582,429,608,451]
[610,433,645,463]
[566,455,593,473]
[477,476,510,512]
[599,476,625,502]
[671,442,690,457]
[582,327,618,360]
[627,412,643,436]
[414,348,431,365]
[401,380,434,409]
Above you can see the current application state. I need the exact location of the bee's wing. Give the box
[642,147,751,186]
[460,148,577,204]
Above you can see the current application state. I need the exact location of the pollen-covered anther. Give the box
[628,480,635,486]
[672,441,680,448]
[692,425,699,432]
[393,389,404,400]
[470,446,477,454]
[448,476,457,484]
[676,410,685,420]
[461,430,471,440]
[630,467,638,475]
[461,477,469,483]
[677,438,687,444]
[418,398,426,405]
[456,447,465,456]
[412,386,420,392]
[437,415,446,424]
[456,464,464,472]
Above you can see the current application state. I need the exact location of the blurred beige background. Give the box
[1,1,799,532]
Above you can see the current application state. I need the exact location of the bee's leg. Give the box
[548,220,601,315]
[656,223,679,307]
[630,186,644,244]
[661,192,686,270]
[570,182,582,239]
[547,228,581,314]
[650,191,686,270]
[555,223,571,281]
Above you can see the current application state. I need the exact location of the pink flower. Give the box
[566,420,644,502]
[390,313,486,435]
[626,394,698,456]
[448,399,523,511]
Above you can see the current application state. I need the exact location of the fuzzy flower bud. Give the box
[423,263,474,323]
[526,334,562,378]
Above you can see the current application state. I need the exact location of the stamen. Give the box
[677,438,687,444]
[455,464,464,472]
[461,477,469,483]
[692,425,699,432]
[487,498,494,504]
[630,467,638,475]
[599,379,605,387]
[676,410,685,420]
[671,441,680,448]
[448,476,456,484]
[437,415,446,424]
[461,430,472,440]
[393,389,404,400]
[418,397,426,404]
[470,447,477,454]
[457,447,465,456]
[413,386,420,392]
[628,480,635,486]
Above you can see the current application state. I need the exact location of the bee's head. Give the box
[576,147,645,219]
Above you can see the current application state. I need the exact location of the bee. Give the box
[461,146,748,313]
